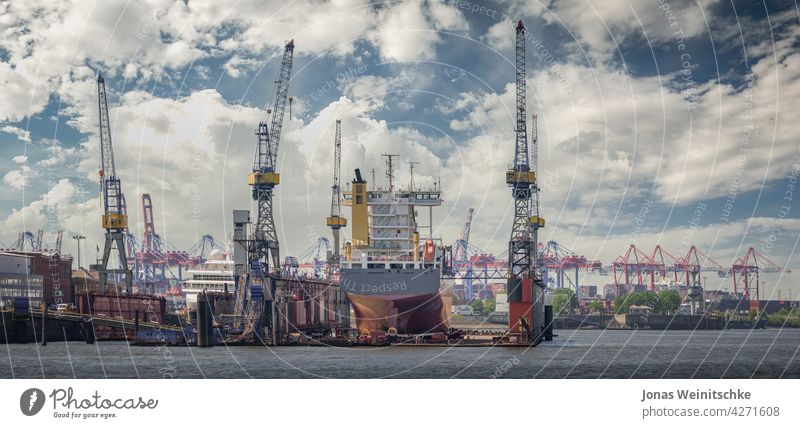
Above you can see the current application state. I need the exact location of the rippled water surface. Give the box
[2,329,799,378]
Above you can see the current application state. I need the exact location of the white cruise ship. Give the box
[182,248,235,310]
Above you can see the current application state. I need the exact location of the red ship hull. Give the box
[348,293,449,334]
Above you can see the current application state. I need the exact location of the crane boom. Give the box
[98,74,117,180]
[269,39,294,167]
[513,21,529,172]
[331,120,343,219]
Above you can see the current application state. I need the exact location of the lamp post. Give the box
[72,235,86,269]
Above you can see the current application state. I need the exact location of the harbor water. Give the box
[2,329,799,378]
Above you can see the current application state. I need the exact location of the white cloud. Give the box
[340,73,415,111]
[429,2,470,32]
[1,178,101,247]
[12,155,28,164]
[371,1,469,62]
[0,0,374,122]
[483,0,721,63]
[3,166,36,190]
[1,125,32,143]
[38,141,77,167]
[223,55,258,78]
[544,0,720,60]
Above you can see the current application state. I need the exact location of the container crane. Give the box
[96,73,132,292]
[34,229,44,250]
[453,208,476,302]
[540,240,597,299]
[141,193,162,254]
[672,245,726,286]
[249,39,294,275]
[139,193,166,282]
[506,20,545,341]
[611,244,650,293]
[13,231,36,251]
[187,234,224,263]
[326,119,347,275]
[453,208,474,266]
[55,230,63,254]
[732,247,787,303]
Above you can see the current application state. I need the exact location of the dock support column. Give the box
[544,304,553,341]
[84,321,95,344]
[197,294,213,347]
[270,281,278,346]
[41,305,48,346]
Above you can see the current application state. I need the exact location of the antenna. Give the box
[381,153,399,192]
[406,161,420,191]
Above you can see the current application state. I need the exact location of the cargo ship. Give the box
[340,167,449,334]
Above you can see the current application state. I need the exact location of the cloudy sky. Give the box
[1,0,798,296]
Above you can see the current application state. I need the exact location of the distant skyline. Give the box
[1,1,798,296]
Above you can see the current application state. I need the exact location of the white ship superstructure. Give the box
[182,249,234,309]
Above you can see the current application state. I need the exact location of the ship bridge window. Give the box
[389,263,403,269]
[367,263,386,269]
[405,263,416,269]
[350,263,362,269]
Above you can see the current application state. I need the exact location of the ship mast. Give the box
[381,153,399,192]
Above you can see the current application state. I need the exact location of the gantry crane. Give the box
[453,208,474,266]
[139,193,166,282]
[55,230,63,254]
[249,39,294,275]
[34,229,44,250]
[96,74,132,292]
[506,20,545,341]
[13,231,36,251]
[326,119,347,275]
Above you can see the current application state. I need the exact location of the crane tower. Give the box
[249,39,294,274]
[326,120,347,272]
[506,20,545,341]
[96,74,133,292]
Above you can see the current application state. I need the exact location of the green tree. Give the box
[552,288,576,316]
[470,299,484,314]
[613,294,629,313]
[614,291,663,314]
[587,300,605,313]
[656,290,681,314]
[483,299,496,315]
